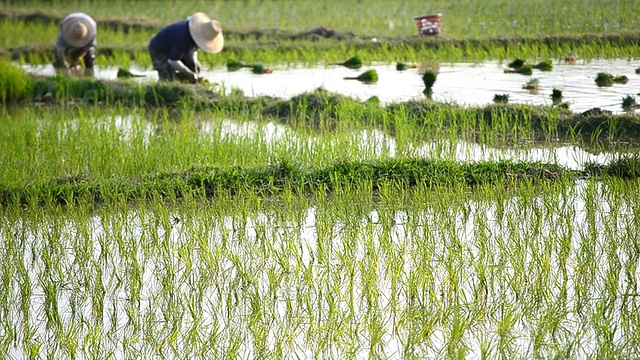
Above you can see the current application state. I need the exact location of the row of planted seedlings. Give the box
[494,58,640,110]
[3,79,640,358]
[4,0,640,39]
[3,91,640,201]
[4,11,640,74]
[3,166,640,358]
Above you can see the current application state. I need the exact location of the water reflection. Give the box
[20,59,640,114]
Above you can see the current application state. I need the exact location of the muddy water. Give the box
[22,59,640,113]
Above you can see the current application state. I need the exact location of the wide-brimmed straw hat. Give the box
[188,12,224,54]
[61,15,96,48]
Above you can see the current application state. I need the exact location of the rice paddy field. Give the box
[2,1,640,359]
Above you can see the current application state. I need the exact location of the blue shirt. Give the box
[148,20,198,63]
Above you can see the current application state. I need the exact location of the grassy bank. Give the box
[2,99,640,207]
[14,74,640,142]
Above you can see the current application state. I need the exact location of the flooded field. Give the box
[2,179,640,359]
[3,75,640,359]
[5,1,640,358]
[22,59,640,114]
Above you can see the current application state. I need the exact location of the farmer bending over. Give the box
[54,12,97,73]
[148,12,224,83]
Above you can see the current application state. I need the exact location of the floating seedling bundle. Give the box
[396,62,418,71]
[344,69,378,83]
[334,56,363,69]
[595,72,629,87]
[227,59,273,74]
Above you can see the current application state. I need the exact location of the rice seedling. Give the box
[621,95,639,110]
[333,55,363,69]
[595,72,615,87]
[507,59,525,69]
[493,93,509,104]
[251,64,273,74]
[595,73,629,87]
[551,88,563,103]
[532,60,553,71]
[226,58,246,71]
[116,67,145,78]
[614,75,629,84]
[343,69,378,83]
[522,78,540,90]
[396,62,417,71]
[421,70,437,97]
[504,65,533,75]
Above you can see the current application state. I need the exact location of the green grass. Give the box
[0,60,31,102]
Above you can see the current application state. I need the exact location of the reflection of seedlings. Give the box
[532,60,553,71]
[595,72,614,86]
[117,68,145,78]
[343,69,378,83]
[422,70,437,95]
[551,88,563,103]
[251,64,273,74]
[334,56,362,69]
[622,95,639,109]
[504,65,533,75]
[507,59,525,69]
[522,78,539,90]
[396,62,418,71]
[493,94,509,104]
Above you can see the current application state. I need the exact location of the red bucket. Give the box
[414,13,442,36]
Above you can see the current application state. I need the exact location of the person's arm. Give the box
[82,46,96,69]
[54,45,69,68]
[167,59,198,83]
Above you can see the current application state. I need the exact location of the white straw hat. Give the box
[188,12,224,54]
[61,15,96,48]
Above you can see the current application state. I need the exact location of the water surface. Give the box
[21,59,640,114]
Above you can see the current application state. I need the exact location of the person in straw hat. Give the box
[54,12,97,73]
[148,12,223,83]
